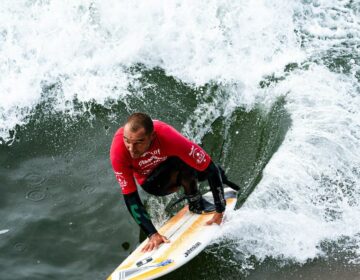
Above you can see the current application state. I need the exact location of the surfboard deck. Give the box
[107,188,237,280]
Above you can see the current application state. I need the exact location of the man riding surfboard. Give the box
[110,113,237,252]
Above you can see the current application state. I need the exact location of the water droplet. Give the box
[14,243,26,252]
[61,169,72,176]
[82,184,95,194]
[26,189,46,202]
[23,172,46,186]
[51,193,65,202]
[76,200,84,206]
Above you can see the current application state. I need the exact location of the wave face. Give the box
[1,0,359,279]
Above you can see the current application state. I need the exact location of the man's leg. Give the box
[141,157,183,196]
[177,164,207,213]
[141,157,212,213]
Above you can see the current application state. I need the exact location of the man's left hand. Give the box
[206,212,224,225]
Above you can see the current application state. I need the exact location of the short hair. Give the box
[126,112,154,135]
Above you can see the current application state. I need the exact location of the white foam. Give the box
[0,0,304,139]
[211,1,360,265]
[0,229,9,235]
[218,65,360,264]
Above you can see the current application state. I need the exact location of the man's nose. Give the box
[128,144,134,151]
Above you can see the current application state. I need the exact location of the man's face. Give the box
[123,124,154,159]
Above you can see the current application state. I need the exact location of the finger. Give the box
[214,216,223,225]
[141,244,149,252]
[145,243,154,252]
[143,236,169,252]
[148,244,155,252]
[206,214,223,225]
[206,218,215,225]
[144,243,153,252]
[163,238,170,243]
[142,240,155,252]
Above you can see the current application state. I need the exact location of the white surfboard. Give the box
[107,188,238,280]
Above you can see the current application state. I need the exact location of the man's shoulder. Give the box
[153,120,193,147]
[153,120,169,129]
[153,120,178,135]
[114,126,124,136]
[110,127,127,159]
[111,127,124,146]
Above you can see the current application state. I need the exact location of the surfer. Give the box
[110,112,237,252]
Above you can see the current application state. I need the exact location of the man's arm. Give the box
[123,191,169,252]
[199,161,226,225]
[204,161,226,212]
[123,191,158,237]
[110,131,169,252]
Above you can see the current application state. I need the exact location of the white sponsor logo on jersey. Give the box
[189,145,206,164]
[115,172,127,189]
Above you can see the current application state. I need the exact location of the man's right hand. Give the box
[141,232,170,252]
[206,212,224,225]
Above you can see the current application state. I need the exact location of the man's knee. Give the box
[178,164,197,185]
[141,158,182,196]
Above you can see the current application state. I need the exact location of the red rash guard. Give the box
[110,120,211,194]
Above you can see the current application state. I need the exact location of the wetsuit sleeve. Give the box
[123,191,158,237]
[200,161,226,213]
